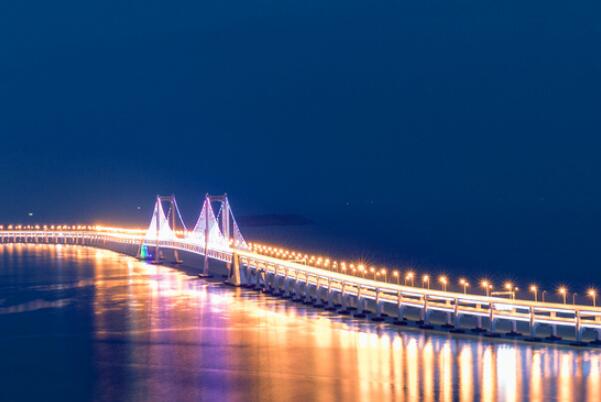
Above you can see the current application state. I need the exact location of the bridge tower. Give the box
[139,195,185,263]
[160,195,185,264]
[199,194,230,276]
[198,193,246,284]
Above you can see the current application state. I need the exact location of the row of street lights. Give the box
[250,243,598,307]
[359,268,597,307]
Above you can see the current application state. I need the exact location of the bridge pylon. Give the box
[192,193,247,283]
[139,195,185,264]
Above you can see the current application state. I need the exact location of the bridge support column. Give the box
[530,323,539,339]
[241,264,251,286]
[292,274,301,301]
[575,311,584,344]
[372,288,385,321]
[272,271,281,295]
[506,317,519,336]
[326,281,336,310]
[442,299,455,329]
[528,307,538,339]
[265,271,272,292]
[303,275,312,303]
[451,299,463,332]
[173,249,182,264]
[353,287,366,318]
[338,283,349,312]
[419,296,433,328]
[253,268,262,290]
[226,253,242,286]
[313,278,324,307]
[283,270,290,297]
[476,304,483,330]
[551,325,559,339]
[394,291,407,324]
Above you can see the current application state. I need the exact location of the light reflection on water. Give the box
[0,244,600,402]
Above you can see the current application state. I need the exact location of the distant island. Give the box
[237,214,313,227]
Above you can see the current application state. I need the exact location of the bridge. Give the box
[1,194,601,346]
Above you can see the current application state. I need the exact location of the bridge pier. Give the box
[303,275,312,303]
[282,271,290,297]
[394,291,407,324]
[240,264,250,286]
[475,304,484,330]
[441,299,455,329]
[547,324,561,340]
[313,278,324,307]
[506,317,519,336]
[574,311,585,344]
[419,296,433,328]
[292,274,301,299]
[226,253,242,286]
[372,288,385,321]
[253,268,262,290]
[353,287,366,318]
[325,280,336,310]
[338,283,349,312]
[227,253,242,286]
[529,322,540,339]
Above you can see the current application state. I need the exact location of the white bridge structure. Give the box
[1,194,601,346]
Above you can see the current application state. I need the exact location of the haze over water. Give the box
[0,244,599,402]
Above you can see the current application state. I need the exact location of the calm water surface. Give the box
[0,244,599,402]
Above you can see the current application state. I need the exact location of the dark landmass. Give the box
[237,214,313,227]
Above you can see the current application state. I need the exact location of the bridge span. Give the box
[1,194,601,346]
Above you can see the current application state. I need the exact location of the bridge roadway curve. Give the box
[1,227,601,346]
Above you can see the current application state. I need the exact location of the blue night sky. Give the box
[1,0,600,287]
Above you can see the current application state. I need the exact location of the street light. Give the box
[572,292,578,305]
[558,287,567,304]
[422,274,430,290]
[381,268,388,283]
[542,290,547,302]
[459,278,469,294]
[370,266,376,280]
[481,280,492,297]
[529,285,538,302]
[588,289,597,307]
[405,271,415,287]
[439,276,448,291]
[504,281,518,300]
[392,270,400,285]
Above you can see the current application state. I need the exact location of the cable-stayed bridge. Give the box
[1,194,601,346]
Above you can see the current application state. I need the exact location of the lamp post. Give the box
[405,272,415,287]
[393,271,400,285]
[481,280,492,297]
[422,275,430,290]
[588,289,597,307]
[558,287,567,304]
[529,285,538,302]
[504,282,517,300]
[572,292,578,305]
[459,278,469,294]
[439,276,448,292]
[381,269,388,283]
[542,290,547,302]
